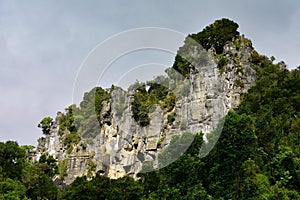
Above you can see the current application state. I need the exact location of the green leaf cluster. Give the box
[59,175,143,200]
[131,82,176,126]
[58,159,67,180]
[54,86,110,148]
[38,116,53,134]
[0,141,59,199]
[191,18,239,54]
[173,18,239,78]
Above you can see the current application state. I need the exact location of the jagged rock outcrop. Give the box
[35,36,257,185]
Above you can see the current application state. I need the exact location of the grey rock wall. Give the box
[35,37,256,184]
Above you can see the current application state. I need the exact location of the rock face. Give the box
[35,36,256,185]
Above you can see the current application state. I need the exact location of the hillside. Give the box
[33,18,256,184]
[1,19,299,199]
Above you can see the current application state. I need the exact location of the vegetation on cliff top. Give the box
[1,18,299,199]
[173,18,240,78]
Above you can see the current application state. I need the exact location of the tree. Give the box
[60,174,143,200]
[173,18,239,78]
[38,116,53,134]
[38,154,58,178]
[22,165,59,200]
[191,18,239,54]
[0,178,27,200]
[203,112,258,199]
[0,141,26,179]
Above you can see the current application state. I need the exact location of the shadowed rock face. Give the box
[34,37,256,185]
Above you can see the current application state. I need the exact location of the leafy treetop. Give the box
[191,18,239,54]
[38,116,53,134]
[173,18,240,78]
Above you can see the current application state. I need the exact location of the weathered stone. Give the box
[34,37,256,185]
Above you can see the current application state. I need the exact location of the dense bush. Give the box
[38,116,53,134]
[0,141,26,180]
[56,86,110,144]
[191,18,239,54]
[173,18,239,78]
[59,175,143,200]
[0,141,59,199]
[58,105,77,136]
[131,82,176,126]
[131,83,152,126]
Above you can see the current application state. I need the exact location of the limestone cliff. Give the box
[34,36,256,185]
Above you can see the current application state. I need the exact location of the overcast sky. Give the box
[1,0,300,145]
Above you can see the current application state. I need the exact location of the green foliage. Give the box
[217,55,228,70]
[157,136,165,148]
[80,141,87,150]
[80,87,110,122]
[77,87,110,139]
[204,112,258,199]
[66,144,74,154]
[58,159,67,180]
[22,165,59,199]
[161,92,177,112]
[86,159,96,178]
[235,78,244,88]
[131,82,177,126]
[0,178,27,200]
[21,145,35,153]
[236,64,245,75]
[38,153,58,178]
[55,86,110,144]
[59,174,143,200]
[157,129,166,147]
[2,19,300,199]
[140,133,212,199]
[0,141,59,199]
[172,54,191,79]
[172,37,210,79]
[167,112,176,124]
[63,133,80,154]
[158,132,195,168]
[147,82,169,101]
[0,141,26,179]
[201,58,300,199]
[137,53,300,199]
[191,18,239,54]
[38,116,53,134]
[58,105,77,135]
[131,84,151,126]
[173,18,239,78]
